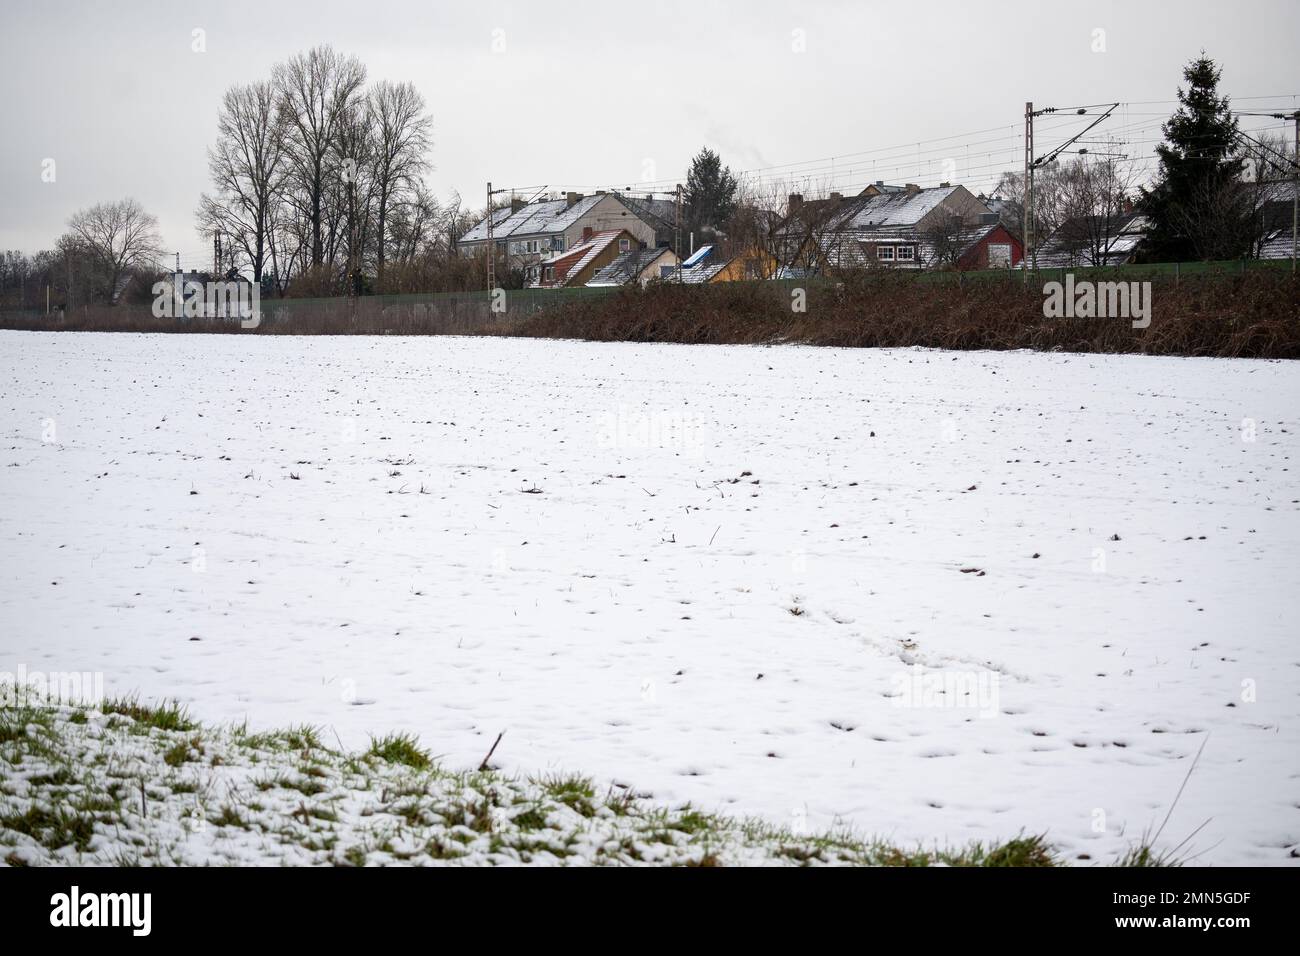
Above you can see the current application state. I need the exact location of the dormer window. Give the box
[877,245,895,261]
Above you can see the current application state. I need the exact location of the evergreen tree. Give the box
[683,148,738,241]
[1140,54,1249,261]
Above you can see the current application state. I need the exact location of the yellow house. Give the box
[707,247,779,282]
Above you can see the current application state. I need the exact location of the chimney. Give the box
[581,226,593,242]
[939,182,951,188]
[788,193,804,213]
[511,197,525,213]
[829,192,843,203]
[905,183,921,195]
[566,191,583,208]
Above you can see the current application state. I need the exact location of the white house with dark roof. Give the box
[458,192,660,285]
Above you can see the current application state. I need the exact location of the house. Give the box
[707,247,780,282]
[772,192,852,272]
[1252,180,1298,261]
[822,222,1022,272]
[536,229,639,288]
[1033,211,1149,268]
[612,193,681,250]
[457,191,661,285]
[586,245,680,287]
[675,245,727,283]
[777,183,1001,274]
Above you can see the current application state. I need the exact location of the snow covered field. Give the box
[1,330,1297,865]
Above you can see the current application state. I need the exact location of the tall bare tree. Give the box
[368,80,433,282]
[198,80,289,281]
[274,45,367,267]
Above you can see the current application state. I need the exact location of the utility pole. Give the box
[1023,102,1033,283]
[347,173,358,299]
[486,181,495,294]
[1023,101,1117,278]
[485,181,507,294]
[674,183,683,282]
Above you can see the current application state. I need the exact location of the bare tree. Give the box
[274,45,367,267]
[331,94,379,290]
[66,199,163,303]
[198,80,289,281]
[993,162,1070,244]
[1055,156,1140,266]
[368,81,433,282]
[922,209,968,268]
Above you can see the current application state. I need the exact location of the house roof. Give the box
[821,222,1007,271]
[460,195,606,243]
[1259,222,1297,260]
[825,185,965,231]
[538,230,629,286]
[586,247,675,287]
[1034,211,1148,267]
[615,194,678,231]
[678,261,727,283]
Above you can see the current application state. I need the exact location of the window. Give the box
[544,266,555,282]
[619,238,631,252]
[896,245,915,261]
[877,245,895,261]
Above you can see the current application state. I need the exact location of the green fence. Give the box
[1,258,1292,326]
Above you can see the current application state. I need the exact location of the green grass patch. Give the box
[100,695,194,732]
[367,732,431,770]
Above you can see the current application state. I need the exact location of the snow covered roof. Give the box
[460,195,606,243]
[678,261,727,284]
[1259,225,1297,260]
[586,247,675,287]
[538,230,630,286]
[826,185,965,231]
[1034,211,1148,268]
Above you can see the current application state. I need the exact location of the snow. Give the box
[2,706,844,866]
[1,330,1298,866]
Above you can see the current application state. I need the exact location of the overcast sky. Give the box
[2,0,1297,264]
